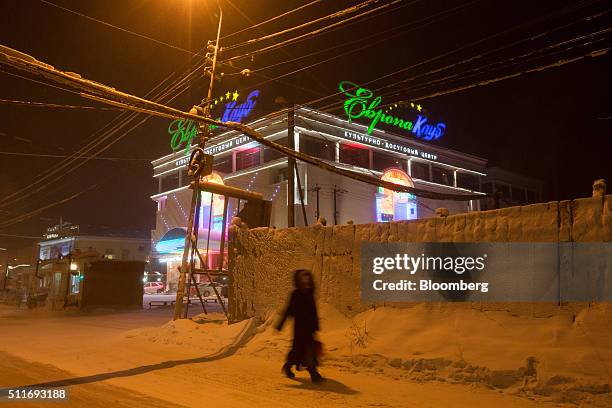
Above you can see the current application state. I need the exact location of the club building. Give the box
[149,102,502,289]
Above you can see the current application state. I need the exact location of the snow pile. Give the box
[124,312,252,354]
[127,302,611,406]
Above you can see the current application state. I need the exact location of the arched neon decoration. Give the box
[200,172,225,231]
[376,168,417,222]
[155,227,187,254]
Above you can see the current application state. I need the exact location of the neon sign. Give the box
[168,119,198,155]
[338,81,446,141]
[168,89,260,154]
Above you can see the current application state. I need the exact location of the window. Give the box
[70,274,80,294]
[263,137,288,162]
[53,272,62,295]
[495,183,511,198]
[457,172,479,191]
[179,168,188,187]
[161,172,179,192]
[300,134,335,161]
[432,166,453,186]
[410,161,429,181]
[372,151,407,172]
[481,181,493,194]
[235,147,261,171]
[213,154,233,173]
[339,143,369,168]
[511,187,526,203]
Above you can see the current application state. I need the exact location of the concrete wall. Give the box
[229,195,611,321]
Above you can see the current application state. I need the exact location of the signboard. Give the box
[167,89,260,154]
[339,81,446,141]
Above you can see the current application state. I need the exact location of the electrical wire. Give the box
[222,0,382,51]
[302,1,607,114]
[381,28,612,104]
[0,151,150,161]
[226,0,479,76]
[0,1,335,211]
[221,0,415,63]
[0,98,121,110]
[37,0,199,56]
[0,2,604,223]
[221,0,323,40]
[0,182,100,229]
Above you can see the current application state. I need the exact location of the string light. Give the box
[172,194,188,219]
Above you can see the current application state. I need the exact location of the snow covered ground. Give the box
[0,302,610,407]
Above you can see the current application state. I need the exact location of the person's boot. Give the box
[308,367,324,383]
[282,362,295,379]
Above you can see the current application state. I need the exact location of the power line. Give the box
[222,0,382,51]
[222,0,415,63]
[221,0,323,40]
[303,1,607,114]
[0,151,150,161]
[411,47,610,102]
[0,182,100,229]
[382,29,612,104]
[0,2,329,211]
[0,98,120,110]
[37,0,199,56]
[226,0,479,76]
[0,47,487,205]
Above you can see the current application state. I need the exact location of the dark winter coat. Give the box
[276,286,320,368]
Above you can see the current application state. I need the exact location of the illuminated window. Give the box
[200,172,226,232]
[339,143,369,168]
[376,168,417,222]
[70,274,80,294]
[235,147,261,170]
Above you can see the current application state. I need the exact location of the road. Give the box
[0,306,553,408]
[0,352,187,408]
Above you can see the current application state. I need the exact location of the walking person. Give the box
[276,269,324,383]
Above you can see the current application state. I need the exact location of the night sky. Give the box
[0,0,610,249]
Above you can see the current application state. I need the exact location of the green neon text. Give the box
[339,81,414,135]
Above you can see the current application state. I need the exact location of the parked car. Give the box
[144,282,165,294]
[189,282,225,298]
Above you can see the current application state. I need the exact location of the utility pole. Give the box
[333,185,338,225]
[287,108,295,227]
[332,185,346,225]
[173,4,223,321]
[311,185,321,219]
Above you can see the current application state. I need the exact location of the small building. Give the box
[32,252,145,310]
[38,221,150,262]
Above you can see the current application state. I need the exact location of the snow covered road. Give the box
[0,306,563,407]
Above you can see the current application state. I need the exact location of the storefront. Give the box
[150,99,489,289]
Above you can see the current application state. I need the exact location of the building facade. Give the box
[150,107,494,289]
